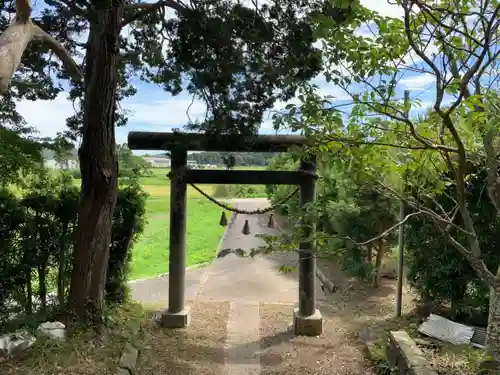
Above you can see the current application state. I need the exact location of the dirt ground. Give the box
[133,200,416,375]
[2,200,416,375]
[136,265,415,375]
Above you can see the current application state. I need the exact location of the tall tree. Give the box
[278,0,500,354]
[0,0,354,323]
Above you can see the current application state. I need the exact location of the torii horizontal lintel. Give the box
[185,169,314,185]
[128,131,309,153]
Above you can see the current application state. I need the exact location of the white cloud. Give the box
[124,96,207,127]
[16,93,77,139]
[400,73,436,90]
[361,0,403,18]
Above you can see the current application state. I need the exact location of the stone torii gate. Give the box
[128,131,323,336]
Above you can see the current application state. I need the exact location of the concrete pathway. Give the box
[130,198,305,306]
[199,199,301,304]
[131,198,375,375]
[131,199,300,375]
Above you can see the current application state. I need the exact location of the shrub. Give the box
[0,170,147,327]
[405,163,500,325]
[106,181,148,303]
[69,169,81,179]
[213,184,266,198]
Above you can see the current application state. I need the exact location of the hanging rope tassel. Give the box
[219,211,228,226]
[242,219,250,235]
[267,213,274,228]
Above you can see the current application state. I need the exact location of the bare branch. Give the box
[0,23,35,94]
[122,0,190,27]
[415,0,484,47]
[32,25,83,83]
[446,3,500,114]
[334,83,457,152]
[402,0,445,112]
[320,134,437,151]
[434,220,495,286]
[0,7,83,95]
[347,212,422,247]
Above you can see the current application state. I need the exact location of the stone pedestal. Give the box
[293,308,323,336]
[161,307,191,328]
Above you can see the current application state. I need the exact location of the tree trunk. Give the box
[371,243,384,288]
[0,21,34,93]
[25,269,32,315]
[37,263,47,312]
[67,1,123,323]
[57,221,69,307]
[486,281,500,354]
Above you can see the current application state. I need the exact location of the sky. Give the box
[17,0,443,151]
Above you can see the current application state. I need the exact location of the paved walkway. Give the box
[131,199,322,305]
[131,199,376,375]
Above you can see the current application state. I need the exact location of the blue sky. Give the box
[17,0,450,152]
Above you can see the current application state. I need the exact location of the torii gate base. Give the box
[128,131,323,336]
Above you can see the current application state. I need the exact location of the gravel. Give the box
[137,301,230,375]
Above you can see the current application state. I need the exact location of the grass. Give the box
[129,167,273,279]
[2,303,151,375]
[130,198,226,280]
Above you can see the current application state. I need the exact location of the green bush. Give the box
[405,163,500,325]
[213,184,266,198]
[266,153,398,281]
[0,170,147,327]
[106,182,147,303]
[69,169,81,179]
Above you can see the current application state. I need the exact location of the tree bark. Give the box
[25,269,32,315]
[486,281,500,354]
[37,262,47,311]
[57,221,69,307]
[0,21,34,93]
[67,1,123,323]
[371,242,384,288]
[367,245,372,263]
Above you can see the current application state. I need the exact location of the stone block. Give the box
[160,307,191,328]
[119,343,139,373]
[293,308,323,336]
[115,368,130,375]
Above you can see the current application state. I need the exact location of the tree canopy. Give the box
[0,0,361,323]
[0,0,358,140]
[274,0,500,352]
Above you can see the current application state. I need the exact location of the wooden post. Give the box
[293,156,323,336]
[161,145,191,328]
[395,90,410,317]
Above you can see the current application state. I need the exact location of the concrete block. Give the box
[293,308,323,336]
[160,307,191,328]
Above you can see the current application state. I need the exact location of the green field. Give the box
[37,166,266,281]
[130,197,225,280]
[129,166,267,280]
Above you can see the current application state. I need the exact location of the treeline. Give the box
[143,151,276,166]
[188,152,276,166]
